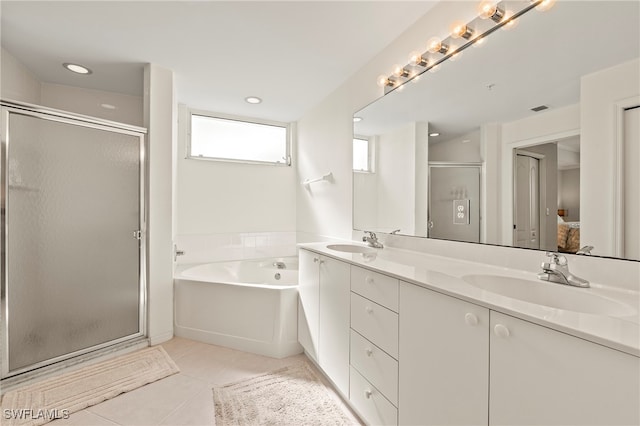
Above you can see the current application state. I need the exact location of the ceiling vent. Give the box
[531,105,549,112]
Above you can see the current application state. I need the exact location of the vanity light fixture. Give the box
[245,96,262,104]
[63,63,92,75]
[478,1,505,23]
[377,75,397,88]
[451,22,474,40]
[427,37,449,55]
[409,51,429,67]
[376,0,554,95]
[392,65,411,78]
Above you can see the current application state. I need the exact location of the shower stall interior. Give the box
[1,100,147,380]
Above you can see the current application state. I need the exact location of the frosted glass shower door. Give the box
[428,164,481,243]
[2,106,145,377]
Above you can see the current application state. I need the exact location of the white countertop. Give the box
[299,242,640,357]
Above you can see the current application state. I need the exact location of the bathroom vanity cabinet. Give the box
[399,282,489,425]
[401,283,640,426]
[298,246,640,426]
[490,311,639,425]
[297,249,350,395]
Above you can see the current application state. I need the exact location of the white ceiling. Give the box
[0,1,437,122]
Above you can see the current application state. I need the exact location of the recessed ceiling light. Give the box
[245,96,262,104]
[353,117,363,123]
[63,63,92,75]
[429,132,440,137]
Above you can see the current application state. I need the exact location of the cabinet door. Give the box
[318,257,351,395]
[399,282,489,426]
[297,249,319,361]
[490,311,640,426]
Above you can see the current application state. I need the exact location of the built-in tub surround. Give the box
[174,257,302,358]
[304,242,639,356]
[173,231,297,265]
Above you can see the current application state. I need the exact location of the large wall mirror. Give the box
[353,0,639,261]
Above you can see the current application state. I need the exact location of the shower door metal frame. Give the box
[0,99,148,379]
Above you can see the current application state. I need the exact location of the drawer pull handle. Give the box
[365,306,373,314]
[464,313,479,326]
[494,324,510,338]
[364,389,373,399]
[365,348,373,357]
[365,276,374,284]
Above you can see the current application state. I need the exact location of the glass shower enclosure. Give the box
[1,100,146,379]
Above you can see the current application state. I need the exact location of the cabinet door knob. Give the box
[494,323,510,338]
[365,276,374,284]
[313,257,319,263]
[365,306,373,314]
[464,313,479,326]
[365,348,373,357]
[364,389,373,399]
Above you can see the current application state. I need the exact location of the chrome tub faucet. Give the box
[363,231,384,249]
[537,252,589,288]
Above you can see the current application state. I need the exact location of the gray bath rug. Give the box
[213,361,360,425]
[0,346,179,426]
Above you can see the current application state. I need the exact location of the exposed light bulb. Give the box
[451,21,474,39]
[478,1,505,22]
[427,37,449,55]
[377,74,395,88]
[409,51,429,67]
[392,64,410,78]
[536,0,556,11]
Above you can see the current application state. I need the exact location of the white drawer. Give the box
[351,266,399,312]
[350,366,398,426]
[350,293,399,359]
[350,330,398,405]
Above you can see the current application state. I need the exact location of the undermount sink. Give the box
[326,244,375,254]
[462,274,636,317]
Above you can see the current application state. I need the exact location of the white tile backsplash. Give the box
[174,231,297,264]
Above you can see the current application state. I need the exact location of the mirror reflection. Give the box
[353,0,639,260]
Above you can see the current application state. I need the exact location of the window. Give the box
[189,111,290,165]
[353,137,373,172]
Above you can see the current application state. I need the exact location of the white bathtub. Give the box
[174,257,302,358]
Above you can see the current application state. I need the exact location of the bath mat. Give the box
[213,361,360,425]
[0,346,179,426]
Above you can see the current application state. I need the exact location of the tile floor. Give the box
[48,337,359,425]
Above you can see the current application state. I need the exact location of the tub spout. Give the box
[273,261,287,269]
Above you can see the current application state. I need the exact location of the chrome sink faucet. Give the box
[537,252,589,288]
[363,231,384,249]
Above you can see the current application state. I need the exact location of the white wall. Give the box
[429,129,481,163]
[581,58,640,258]
[1,47,41,104]
[144,64,175,345]
[297,1,475,241]
[376,123,416,233]
[41,83,143,126]
[558,168,580,222]
[174,105,297,236]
